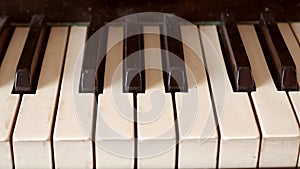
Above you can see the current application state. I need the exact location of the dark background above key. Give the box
[0,0,300,23]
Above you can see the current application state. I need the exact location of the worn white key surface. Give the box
[0,27,28,169]
[199,25,260,168]
[12,27,68,169]
[95,26,134,169]
[53,26,95,169]
[280,22,300,168]
[137,26,176,168]
[175,25,218,168]
[239,25,300,167]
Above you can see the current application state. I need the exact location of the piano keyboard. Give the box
[0,16,299,169]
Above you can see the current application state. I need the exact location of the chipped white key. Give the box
[12,27,68,169]
[199,25,260,168]
[137,26,176,169]
[175,25,218,168]
[278,22,300,168]
[95,26,134,169]
[0,27,28,169]
[53,26,95,169]
[239,24,300,167]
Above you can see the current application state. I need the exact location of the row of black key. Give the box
[0,14,298,94]
[80,15,189,94]
[82,13,298,94]
[256,13,298,91]
[218,13,298,92]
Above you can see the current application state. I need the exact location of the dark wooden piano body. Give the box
[0,0,299,23]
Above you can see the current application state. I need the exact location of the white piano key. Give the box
[12,27,68,169]
[285,22,300,123]
[291,22,300,40]
[175,25,218,168]
[53,26,95,169]
[278,22,300,168]
[239,24,300,167]
[199,25,260,168]
[0,27,28,169]
[290,22,300,167]
[95,26,135,169]
[137,26,176,168]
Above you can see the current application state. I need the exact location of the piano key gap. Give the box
[247,93,263,168]
[91,94,98,169]
[9,94,23,169]
[133,93,138,169]
[171,92,179,169]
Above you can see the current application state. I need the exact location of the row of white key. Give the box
[239,25,299,167]
[53,26,95,169]
[0,22,300,168]
[95,23,300,168]
[176,25,218,168]
[200,25,260,168]
[201,24,300,168]
[0,26,96,169]
[279,22,300,168]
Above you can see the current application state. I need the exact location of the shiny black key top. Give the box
[256,13,298,91]
[14,15,49,93]
[80,15,108,93]
[161,16,188,92]
[123,16,144,93]
[218,13,255,92]
[0,16,14,67]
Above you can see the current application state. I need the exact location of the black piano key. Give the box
[123,16,144,93]
[95,26,108,94]
[0,16,14,67]
[256,13,299,91]
[218,13,255,92]
[161,16,188,92]
[80,15,108,93]
[14,15,49,93]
